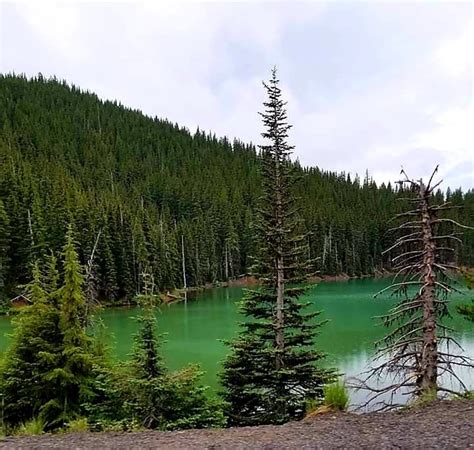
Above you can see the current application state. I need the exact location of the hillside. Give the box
[0,74,473,303]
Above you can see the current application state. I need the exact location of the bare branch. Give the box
[432,218,474,230]
[426,165,439,191]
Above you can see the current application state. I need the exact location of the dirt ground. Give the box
[1,400,472,449]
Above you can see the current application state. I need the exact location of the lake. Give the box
[1,278,473,408]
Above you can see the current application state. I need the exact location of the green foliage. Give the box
[221,288,334,426]
[81,362,127,431]
[53,226,93,426]
[130,308,166,381]
[0,229,95,430]
[323,381,349,411]
[221,69,335,427]
[0,262,63,428]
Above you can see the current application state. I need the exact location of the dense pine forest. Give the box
[0,73,473,305]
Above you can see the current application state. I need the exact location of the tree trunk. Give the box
[224,242,229,280]
[419,182,438,394]
[275,154,285,371]
[181,235,187,302]
[27,208,34,246]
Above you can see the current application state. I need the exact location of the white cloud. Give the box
[14,2,82,55]
[435,20,473,78]
[0,1,472,190]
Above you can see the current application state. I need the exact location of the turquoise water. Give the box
[1,278,473,407]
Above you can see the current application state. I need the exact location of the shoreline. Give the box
[0,271,394,314]
[157,270,394,305]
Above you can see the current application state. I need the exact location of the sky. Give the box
[0,0,472,190]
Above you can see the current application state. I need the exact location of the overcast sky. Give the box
[1,1,472,190]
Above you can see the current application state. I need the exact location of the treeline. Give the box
[0,74,473,304]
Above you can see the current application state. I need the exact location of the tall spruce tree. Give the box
[220,68,334,426]
[53,225,93,424]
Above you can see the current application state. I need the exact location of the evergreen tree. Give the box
[0,262,63,428]
[44,251,60,301]
[120,293,225,430]
[126,304,168,428]
[0,199,9,300]
[51,225,93,425]
[220,68,334,426]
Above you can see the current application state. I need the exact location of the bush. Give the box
[323,381,349,411]
[161,365,226,430]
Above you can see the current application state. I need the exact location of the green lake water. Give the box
[1,278,473,408]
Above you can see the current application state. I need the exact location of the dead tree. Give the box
[359,166,473,409]
[84,229,102,323]
[138,268,158,308]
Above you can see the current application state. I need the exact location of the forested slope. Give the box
[0,74,472,303]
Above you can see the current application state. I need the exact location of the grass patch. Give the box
[451,390,474,401]
[16,417,45,436]
[407,388,438,409]
[461,390,474,400]
[66,417,89,433]
[323,381,349,411]
[305,380,350,417]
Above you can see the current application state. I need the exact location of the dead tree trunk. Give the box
[419,181,438,393]
[181,234,187,302]
[84,228,102,324]
[356,166,473,409]
[224,242,229,280]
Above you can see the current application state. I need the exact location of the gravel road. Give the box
[1,400,472,449]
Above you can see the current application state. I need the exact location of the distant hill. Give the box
[0,74,472,302]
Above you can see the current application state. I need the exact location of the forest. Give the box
[1,74,472,305]
[0,71,472,438]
